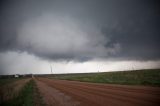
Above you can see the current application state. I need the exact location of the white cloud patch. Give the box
[0,51,49,75]
[0,51,159,75]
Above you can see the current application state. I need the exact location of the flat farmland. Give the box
[1,69,160,106]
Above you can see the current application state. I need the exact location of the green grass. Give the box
[0,78,21,86]
[50,69,160,86]
[1,79,44,106]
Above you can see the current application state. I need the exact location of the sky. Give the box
[0,0,160,75]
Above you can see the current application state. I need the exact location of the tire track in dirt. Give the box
[35,78,80,106]
[43,79,160,104]
[36,77,160,106]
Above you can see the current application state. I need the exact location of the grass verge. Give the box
[1,79,44,106]
[0,78,21,86]
[50,69,160,86]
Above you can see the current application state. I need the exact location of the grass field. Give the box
[0,79,44,106]
[49,69,160,86]
[0,78,21,86]
[0,69,160,106]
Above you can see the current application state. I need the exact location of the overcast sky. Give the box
[0,0,160,75]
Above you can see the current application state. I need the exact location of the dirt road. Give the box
[35,77,160,106]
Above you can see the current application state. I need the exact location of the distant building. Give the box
[14,74,19,78]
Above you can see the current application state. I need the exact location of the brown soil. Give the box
[36,77,160,106]
[35,78,80,106]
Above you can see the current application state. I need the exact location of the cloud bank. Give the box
[0,0,160,74]
[0,51,160,75]
[17,13,120,61]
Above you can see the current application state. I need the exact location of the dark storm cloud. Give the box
[0,0,160,61]
[100,0,160,60]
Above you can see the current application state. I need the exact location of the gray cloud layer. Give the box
[0,0,160,61]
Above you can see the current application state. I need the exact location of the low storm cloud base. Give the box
[0,0,160,74]
[0,51,160,75]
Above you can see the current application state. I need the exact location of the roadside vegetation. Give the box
[0,79,44,106]
[50,69,160,86]
[0,78,21,86]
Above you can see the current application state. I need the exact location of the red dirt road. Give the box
[36,77,160,106]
